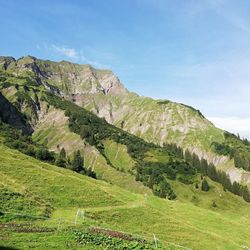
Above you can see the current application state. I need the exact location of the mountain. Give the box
[0,55,249,187]
[1,136,249,249]
[1,55,250,249]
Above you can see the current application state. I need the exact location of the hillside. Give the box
[0,65,249,202]
[0,141,250,249]
[0,55,249,187]
[0,55,250,249]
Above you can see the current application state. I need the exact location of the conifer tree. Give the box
[59,148,66,159]
[200,158,208,175]
[242,186,250,203]
[201,178,209,192]
[55,148,67,168]
[184,149,192,163]
[207,163,217,181]
[72,150,85,173]
[232,181,241,196]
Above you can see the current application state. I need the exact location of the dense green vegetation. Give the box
[1,71,250,203]
[74,228,159,249]
[0,122,55,162]
[212,131,250,171]
[7,84,247,203]
[46,89,250,202]
[43,92,203,200]
[165,143,250,202]
[0,121,96,179]
[0,73,182,200]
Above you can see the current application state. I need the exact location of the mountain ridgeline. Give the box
[0,55,250,203]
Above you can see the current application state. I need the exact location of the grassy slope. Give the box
[32,106,151,195]
[0,142,250,250]
[1,67,250,187]
[103,139,136,172]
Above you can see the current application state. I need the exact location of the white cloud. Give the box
[208,116,250,139]
[38,43,110,69]
[51,44,79,59]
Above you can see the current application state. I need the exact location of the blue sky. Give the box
[0,0,250,138]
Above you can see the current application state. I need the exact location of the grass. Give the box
[1,142,250,250]
[0,66,250,249]
[0,144,130,210]
[144,148,170,163]
[0,229,104,250]
[32,107,150,195]
[103,139,136,172]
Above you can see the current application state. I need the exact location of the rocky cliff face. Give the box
[0,56,127,96]
[0,55,249,184]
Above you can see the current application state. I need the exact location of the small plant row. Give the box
[0,222,55,233]
[89,227,146,242]
[74,229,162,250]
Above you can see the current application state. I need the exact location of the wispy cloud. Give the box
[51,44,79,59]
[37,43,110,69]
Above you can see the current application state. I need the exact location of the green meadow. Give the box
[0,142,250,250]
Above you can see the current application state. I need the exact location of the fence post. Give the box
[75,209,80,225]
[153,234,157,249]
[81,210,85,222]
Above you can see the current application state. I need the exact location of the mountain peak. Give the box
[0,55,128,96]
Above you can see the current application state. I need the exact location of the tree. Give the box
[135,172,140,181]
[232,181,241,196]
[176,146,184,159]
[212,201,217,207]
[71,150,85,173]
[54,148,66,168]
[207,163,217,181]
[148,174,155,189]
[55,157,66,168]
[184,149,192,163]
[234,150,242,168]
[79,125,90,139]
[201,178,209,192]
[88,132,96,145]
[242,186,250,203]
[200,159,208,175]
[159,181,167,198]
[191,153,201,170]
[86,167,97,179]
[35,148,54,162]
[59,148,66,159]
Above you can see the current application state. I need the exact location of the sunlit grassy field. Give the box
[0,142,250,250]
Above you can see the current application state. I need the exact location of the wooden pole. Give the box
[153,234,157,248]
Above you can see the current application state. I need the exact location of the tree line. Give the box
[0,121,96,179]
[164,143,250,203]
[212,132,250,171]
[44,92,250,202]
